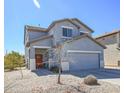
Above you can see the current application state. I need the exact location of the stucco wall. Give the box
[30,47,35,59]
[61,37,104,67]
[48,20,92,45]
[25,47,30,69]
[25,47,29,59]
[25,30,29,46]
[29,31,48,41]
[96,32,120,67]
[30,37,53,47]
[48,21,78,44]
[71,19,92,36]
[104,44,120,66]
[29,47,35,70]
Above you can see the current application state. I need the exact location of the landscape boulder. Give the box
[84,75,98,85]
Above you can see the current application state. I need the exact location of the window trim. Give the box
[62,27,73,37]
[61,26,73,29]
[79,31,89,35]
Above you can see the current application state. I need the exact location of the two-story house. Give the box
[95,30,120,67]
[24,18,106,71]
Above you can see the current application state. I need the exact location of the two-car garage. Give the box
[61,35,105,71]
[68,50,100,71]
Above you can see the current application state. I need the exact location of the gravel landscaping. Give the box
[4,69,120,93]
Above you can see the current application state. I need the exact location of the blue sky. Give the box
[4,0,120,54]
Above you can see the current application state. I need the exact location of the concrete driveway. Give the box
[63,68,120,85]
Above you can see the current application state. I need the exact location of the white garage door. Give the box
[68,53,100,71]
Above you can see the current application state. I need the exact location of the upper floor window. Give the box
[80,32,84,35]
[79,31,89,35]
[62,28,72,37]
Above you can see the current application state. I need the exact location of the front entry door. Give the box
[35,54,43,69]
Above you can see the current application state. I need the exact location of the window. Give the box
[79,31,89,35]
[80,32,84,35]
[62,28,72,37]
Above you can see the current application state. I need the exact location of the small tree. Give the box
[56,43,62,84]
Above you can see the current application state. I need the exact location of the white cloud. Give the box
[33,0,40,9]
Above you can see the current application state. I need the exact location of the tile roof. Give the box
[25,25,47,32]
[95,30,120,39]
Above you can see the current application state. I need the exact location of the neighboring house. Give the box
[95,30,120,67]
[24,18,106,71]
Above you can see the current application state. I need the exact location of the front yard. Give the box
[4,68,120,93]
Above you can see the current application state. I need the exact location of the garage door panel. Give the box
[68,53,99,70]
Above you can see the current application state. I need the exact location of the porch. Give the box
[29,46,57,71]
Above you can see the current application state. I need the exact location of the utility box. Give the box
[61,62,69,71]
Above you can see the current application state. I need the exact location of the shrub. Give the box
[84,75,98,85]
[4,51,25,71]
[50,66,59,73]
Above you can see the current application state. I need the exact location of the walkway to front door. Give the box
[35,54,43,69]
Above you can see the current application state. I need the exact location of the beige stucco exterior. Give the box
[61,36,104,69]
[96,31,120,67]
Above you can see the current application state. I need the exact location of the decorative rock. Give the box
[84,75,98,85]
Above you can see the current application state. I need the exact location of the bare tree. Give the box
[56,43,62,84]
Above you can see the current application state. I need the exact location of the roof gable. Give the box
[24,25,48,45]
[46,18,94,32]
[71,18,94,32]
[47,18,79,31]
[64,34,106,49]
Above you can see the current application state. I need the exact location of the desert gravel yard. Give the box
[4,69,120,93]
[67,68,120,85]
